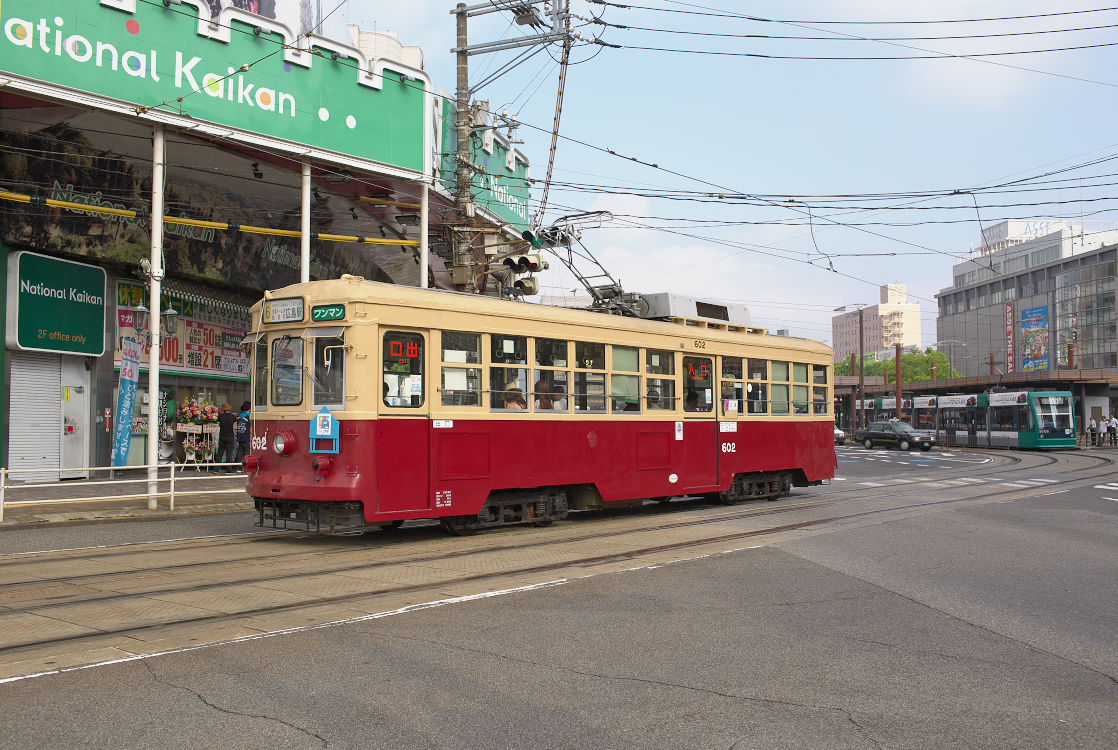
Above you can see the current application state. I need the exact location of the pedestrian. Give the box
[1110,414,1118,447]
[234,400,251,463]
[1088,416,1098,446]
[1099,416,1109,448]
[216,402,238,471]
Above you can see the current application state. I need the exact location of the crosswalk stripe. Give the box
[860,481,885,487]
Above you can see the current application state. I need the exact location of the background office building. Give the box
[831,283,923,363]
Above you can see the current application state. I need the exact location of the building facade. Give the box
[831,283,922,364]
[936,220,1118,421]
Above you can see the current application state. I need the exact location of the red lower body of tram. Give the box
[246,418,836,534]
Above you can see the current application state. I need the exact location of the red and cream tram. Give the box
[244,277,837,534]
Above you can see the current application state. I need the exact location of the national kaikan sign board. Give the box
[6,251,107,356]
[0,0,431,177]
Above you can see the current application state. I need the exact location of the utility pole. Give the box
[858,307,865,429]
[449,1,574,294]
[895,343,903,421]
[989,352,996,376]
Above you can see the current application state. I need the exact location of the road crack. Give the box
[140,660,329,747]
[363,631,882,748]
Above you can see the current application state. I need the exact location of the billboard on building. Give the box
[1020,306,1050,372]
[0,0,430,176]
[1004,302,1015,373]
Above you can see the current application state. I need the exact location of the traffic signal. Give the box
[521,229,543,248]
[503,253,548,273]
[514,277,540,295]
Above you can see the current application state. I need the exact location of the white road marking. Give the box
[860,481,885,487]
[999,482,1029,488]
[1042,490,1070,495]
[1104,497,1118,502]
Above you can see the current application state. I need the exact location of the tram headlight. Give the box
[273,432,295,455]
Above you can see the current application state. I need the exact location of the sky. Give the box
[327,0,1118,347]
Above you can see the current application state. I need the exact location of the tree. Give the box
[834,348,958,381]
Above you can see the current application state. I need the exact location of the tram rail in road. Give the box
[0,449,1111,684]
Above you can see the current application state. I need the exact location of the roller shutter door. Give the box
[8,352,62,482]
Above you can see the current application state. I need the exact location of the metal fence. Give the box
[0,463,248,522]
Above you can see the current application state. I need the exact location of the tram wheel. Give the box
[532,518,554,527]
[378,520,405,531]
[440,517,479,536]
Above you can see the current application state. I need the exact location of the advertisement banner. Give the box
[1021,306,1050,372]
[1004,302,1015,373]
[0,0,429,175]
[112,337,142,466]
[114,282,250,381]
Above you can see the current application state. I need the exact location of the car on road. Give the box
[855,420,935,451]
[834,425,846,445]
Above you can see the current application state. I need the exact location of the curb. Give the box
[0,501,255,529]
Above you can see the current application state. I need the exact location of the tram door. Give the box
[376,330,431,513]
[681,356,718,491]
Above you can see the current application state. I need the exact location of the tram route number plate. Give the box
[263,297,304,324]
[433,420,454,429]
[311,304,345,321]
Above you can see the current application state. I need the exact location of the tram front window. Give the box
[271,336,303,406]
[1035,396,1072,434]
[383,332,424,408]
[311,330,345,408]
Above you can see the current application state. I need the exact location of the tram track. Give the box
[0,450,1111,660]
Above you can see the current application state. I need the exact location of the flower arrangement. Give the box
[177,398,220,425]
[182,434,215,461]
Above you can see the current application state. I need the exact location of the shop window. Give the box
[271,336,304,406]
[383,332,424,408]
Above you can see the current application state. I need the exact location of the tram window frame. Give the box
[491,334,527,365]
[440,331,482,407]
[311,330,346,409]
[683,356,714,413]
[793,363,809,383]
[793,385,810,414]
[573,371,607,413]
[990,405,1024,432]
[646,349,676,375]
[747,382,768,415]
[771,361,789,383]
[646,377,675,410]
[382,331,425,409]
[771,383,790,415]
[270,336,304,407]
[722,356,744,380]
[533,369,569,412]
[253,337,268,410]
[490,366,529,411]
[722,380,744,416]
[812,364,828,384]
[612,345,639,373]
[611,373,642,413]
[813,386,829,415]
[575,341,606,370]
[747,358,767,380]
[535,338,569,368]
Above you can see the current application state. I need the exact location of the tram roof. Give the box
[256,277,833,356]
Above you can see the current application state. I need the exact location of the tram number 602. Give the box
[721,442,737,453]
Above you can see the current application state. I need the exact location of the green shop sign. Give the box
[5,251,107,356]
[0,0,430,176]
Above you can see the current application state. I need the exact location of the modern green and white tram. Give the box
[934,390,1076,449]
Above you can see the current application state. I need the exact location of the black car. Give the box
[855,420,935,451]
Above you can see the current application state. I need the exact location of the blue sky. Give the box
[332,0,1118,346]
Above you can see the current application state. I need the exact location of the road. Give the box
[0,447,1115,749]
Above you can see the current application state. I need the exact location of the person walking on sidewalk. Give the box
[216,403,238,471]
[234,400,252,463]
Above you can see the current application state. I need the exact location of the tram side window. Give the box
[313,335,346,408]
[611,374,641,413]
[492,334,527,365]
[793,385,810,414]
[491,367,529,410]
[748,382,768,414]
[574,372,607,412]
[383,332,424,408]
[254,339,268,408]
[683,356,713,412]
[441,332,482,406]
[793,362,809,384]
[271,337,304,406]
[647,378,675,410]
[533,369,569,411]
[613,346,639,372]
[990,406,1023,432]
[813,364,828,384]
[747,358,767,380]
[536,338,569,367]
[770,362,789,415]
[813,387,829,415]
[722,381,744,416]
[646,349,675,375]
[575,341,606,370]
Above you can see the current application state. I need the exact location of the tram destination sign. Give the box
[263,297,304,324]
[6,251,106,356]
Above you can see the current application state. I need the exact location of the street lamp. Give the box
[132,302,180,343]
[834,304,866,429]
[932,340,966,379]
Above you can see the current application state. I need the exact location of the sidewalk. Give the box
[0,469,254,528]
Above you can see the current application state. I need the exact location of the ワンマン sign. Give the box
[0,0,431,177]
